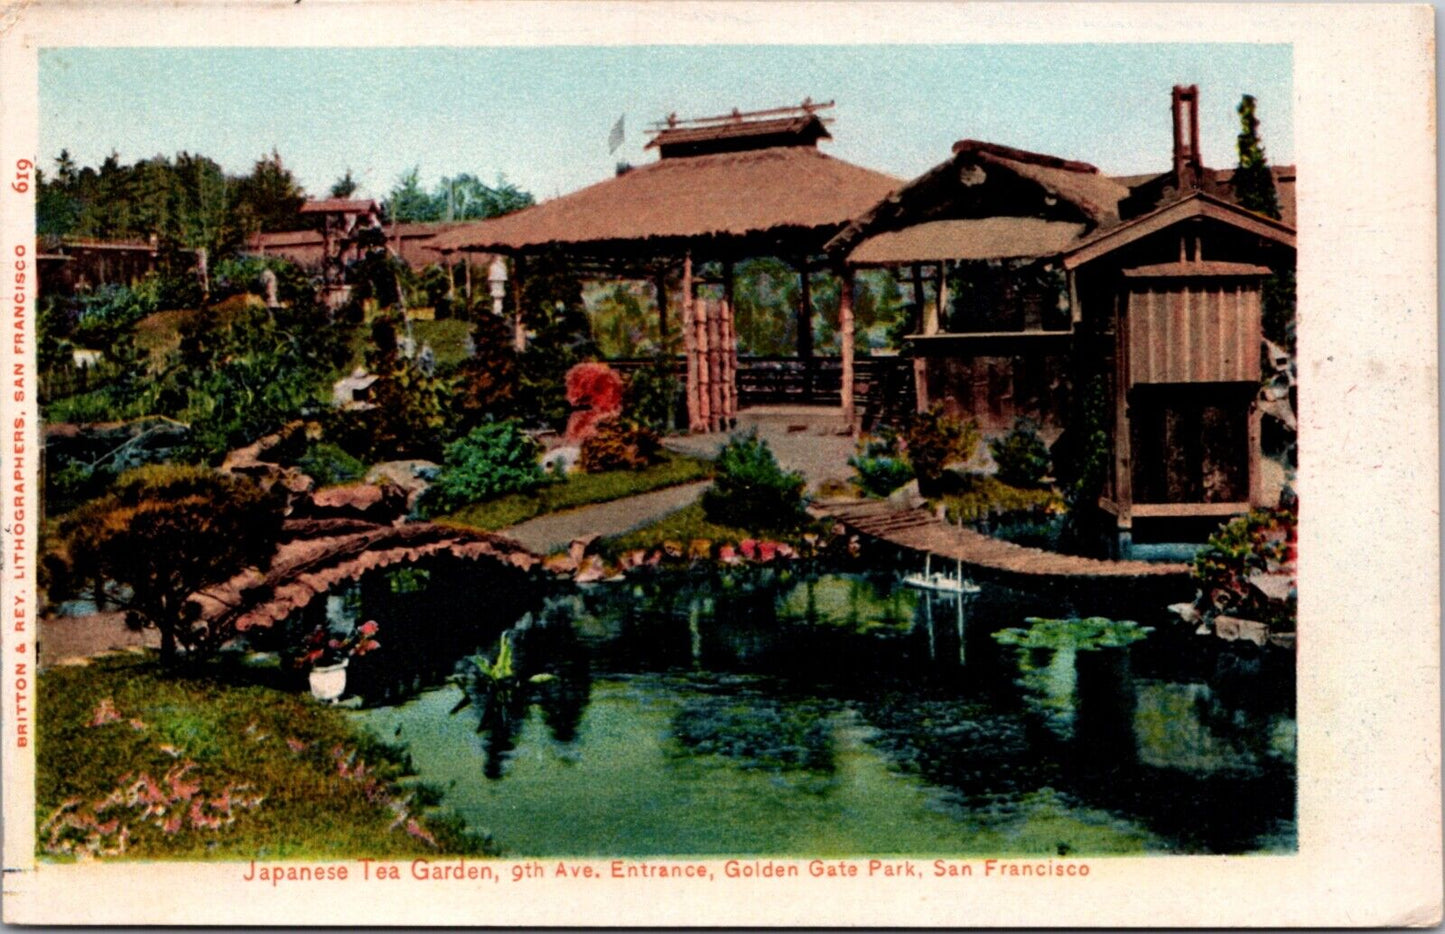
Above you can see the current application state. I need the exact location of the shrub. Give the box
[563,362,624,442]
[295,442,368,487]
[1193,507,1297,630]
[71,282,159,345]
[848,430,914,497]
[989,417,1052,488]
[210,255,310,305]
[940,474,1065,525]
[902,404,979,494]
[701,432,807,531]
[579,418,661,472]
[423,420,545,516]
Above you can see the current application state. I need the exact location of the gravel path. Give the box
[40,611,159,668]
[498,479,711,554]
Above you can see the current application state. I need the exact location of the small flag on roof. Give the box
[608,114,625,154]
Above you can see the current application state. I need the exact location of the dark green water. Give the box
[347,567,1295,857]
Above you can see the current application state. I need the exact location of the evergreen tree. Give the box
[330,169,359,199]
[1234,94,1281,220]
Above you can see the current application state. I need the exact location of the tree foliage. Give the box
[56,465,284,663]
[36,148,309,258]
[1234,94,1281,221]
[387,168,534,223]
[157,293,352,460]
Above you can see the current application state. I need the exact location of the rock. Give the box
[1168,602,1203,625]
[1247,570,1295,603]
[298,482,409,523]
[567,534,601,567]
[542,553,578,576]
[887,479,922,510]
[1214,615,1270,646]
[574,554,608,583]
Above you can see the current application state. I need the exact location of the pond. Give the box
[345,564,1296,858]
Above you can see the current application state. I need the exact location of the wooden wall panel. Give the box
[1128,282,1262,385]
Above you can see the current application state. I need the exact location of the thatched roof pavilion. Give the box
[431,101,900,433]
[430,109,897,264]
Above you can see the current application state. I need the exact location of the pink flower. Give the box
[405,818,439,849]
[88,698,122,727]
[358,620,380,637]
[718,544,740,565]
[757,541,779,562]
[740,539,758,560]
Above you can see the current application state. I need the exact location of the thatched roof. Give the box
[430,146,900,257]
[849,218,1086,266]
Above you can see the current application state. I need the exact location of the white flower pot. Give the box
[309,659,349,703]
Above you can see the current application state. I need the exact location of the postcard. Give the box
[0,1,1439,927]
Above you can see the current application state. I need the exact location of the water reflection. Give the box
[347,565,1295,855]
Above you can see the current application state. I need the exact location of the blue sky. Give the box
[39,44,1291,200]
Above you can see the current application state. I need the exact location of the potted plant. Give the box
[297,620,381,703]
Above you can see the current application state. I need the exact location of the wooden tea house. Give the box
[828,86,1296,554]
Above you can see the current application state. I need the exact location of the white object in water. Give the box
[902,553,981,594]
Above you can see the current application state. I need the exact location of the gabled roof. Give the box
[431,146,900,256]
[1062,192,1296,270]
[827,140,1130,260]
[1117,164,1296,227]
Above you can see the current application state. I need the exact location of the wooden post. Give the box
[464,255,473,302]
[706,293,723,432]
[722,261,737,424]
[839,266,856,433]
[654,270,669,342]
[696,280,712,432]
[1247,398,1264,508]
[1112,289,1133,540]
[445,251,456,300]
[511,255,527,353]
[683,253,701,432]
[798,256,813,402]
[930,260,947,335]
[913,264,931,412]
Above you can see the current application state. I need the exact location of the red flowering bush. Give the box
[564,362,625,443]
[296,620,381,668]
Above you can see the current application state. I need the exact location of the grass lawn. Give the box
[37,654,486,861]
[602,501,823,556]
[441,450,713,532]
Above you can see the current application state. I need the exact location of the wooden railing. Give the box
[605,355,916,428]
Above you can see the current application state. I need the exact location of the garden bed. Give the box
[601,501,826,557]
[440,450,712,532]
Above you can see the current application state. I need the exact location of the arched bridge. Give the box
[189,518,541,635]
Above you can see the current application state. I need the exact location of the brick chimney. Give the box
[1171,84,1202,191]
